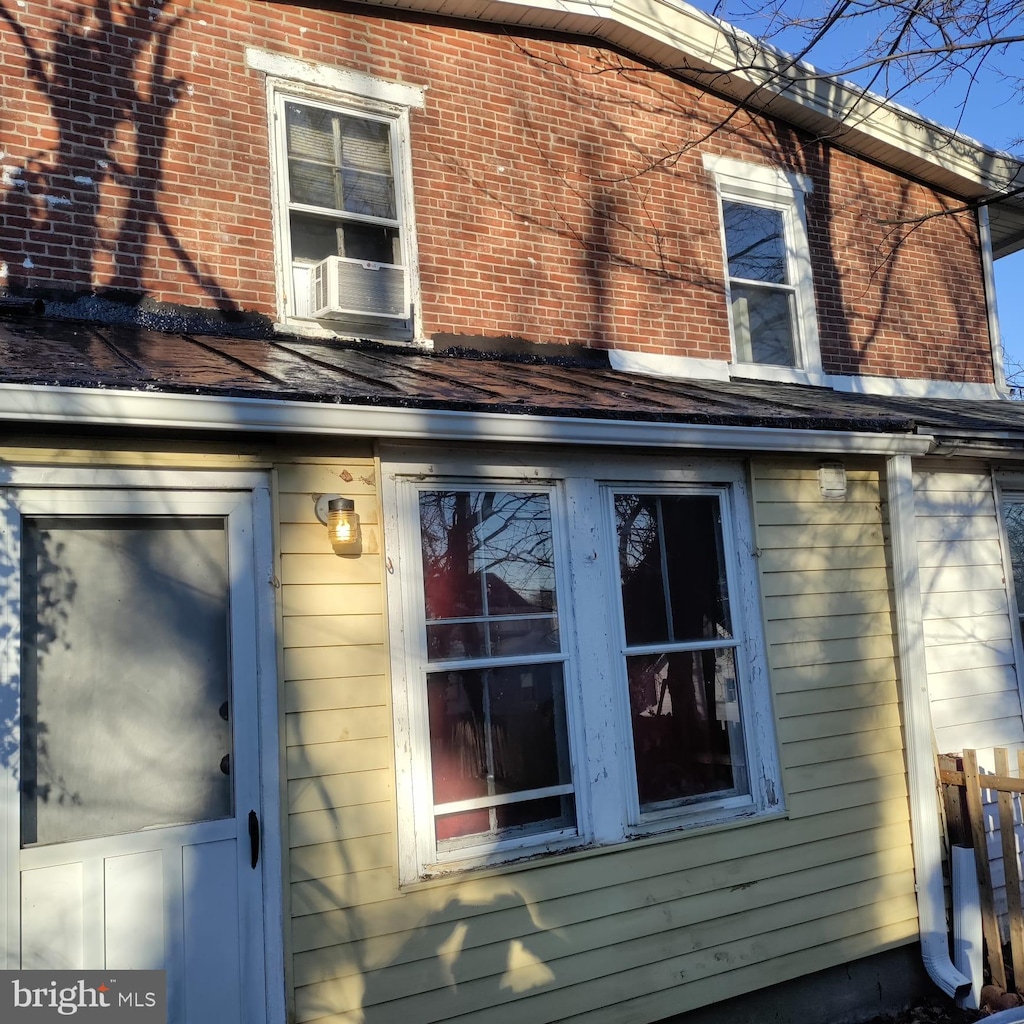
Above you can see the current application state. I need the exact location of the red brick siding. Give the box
[0,0,993,383]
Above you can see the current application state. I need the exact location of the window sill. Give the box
[398,807,788,891]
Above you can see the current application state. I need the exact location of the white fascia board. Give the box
[0,382,933,456]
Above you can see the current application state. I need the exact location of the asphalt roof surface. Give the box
[2,318,1022,440]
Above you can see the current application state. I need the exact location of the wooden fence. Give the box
[939,749,1024,993]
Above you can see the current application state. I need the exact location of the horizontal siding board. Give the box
[292,867,400,917]
[758,546,888,574]
[765,590,893,621]
[276,464,377,494]
[783,748,906,794]
[286,706,392,746]
[770,657,898,694]
[285,676,391,714]
[754,502,882,527]
[913,471,991,493]
[291,835,394,883]
[926,664,1020,702]
[284,644,388,681]
[922,589,1012,621]
[914,515,1001,543]
[287,737,393,780]
[786,771,908,818]
[279,492,379,526]
[930,691,1023,734]
[768,634,896,670]
[757,524,885,549]
[752,479,881,503]
[917,539,1003,568]
[924,637,1015,674]
[915,490,996,517]
[781,726,904,768]
[920,561,1007,593]
[923,614,1011,648]
[289,802,395,848]
[281,584,384,618]
[759,567,890,598]
[288,770,393,815]
[777,703,901,744]
[281,552,384,586]
[934,718,1024,754]
[766,611,893,646]
[774,680,898,719]
[283,614,385,649]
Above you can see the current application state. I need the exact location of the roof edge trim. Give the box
[0,382,934,455]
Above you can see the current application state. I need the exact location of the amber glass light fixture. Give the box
[315,495,361,554]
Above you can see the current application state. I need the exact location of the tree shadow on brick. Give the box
[0,0,240,313]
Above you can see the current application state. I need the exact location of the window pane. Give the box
[427,616,559,661]
[723,201,788,283]
[20,518,232,847]
[419,490,558,639]
[615,494,732,647]
[731,284,797,366]
[626,648,747,810]
[1004,502,1024,610]
[288,158,339,210]
[427,664,574,841]
[286,105,397,220]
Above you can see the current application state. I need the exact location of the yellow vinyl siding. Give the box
[279,454,918,1024]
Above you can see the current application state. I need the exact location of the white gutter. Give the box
[886,454,972,1001]
[0,381,936,455]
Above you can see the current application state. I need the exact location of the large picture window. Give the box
[385,456,780,879]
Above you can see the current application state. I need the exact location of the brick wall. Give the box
[0,0,993,382]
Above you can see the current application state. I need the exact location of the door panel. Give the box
[0,486,272,1024]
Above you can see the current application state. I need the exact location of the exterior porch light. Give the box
[314,495,361,554]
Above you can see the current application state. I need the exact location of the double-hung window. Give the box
[386,455,780,880]
[249,50,423,339]
[704,155,822,380]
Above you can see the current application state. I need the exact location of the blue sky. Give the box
[686,1,1024,377]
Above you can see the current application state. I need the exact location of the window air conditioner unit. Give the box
[309,255,409,322]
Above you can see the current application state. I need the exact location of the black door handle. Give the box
[248,809,260,869]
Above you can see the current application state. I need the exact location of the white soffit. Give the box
[351,0,1024,216]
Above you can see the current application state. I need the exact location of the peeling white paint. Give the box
[186,84,195,97]
[44,194,72,208]
[73,175,94,186]
[98,160,109,170]
[2,166,22,187]
[0,263,8,279]
[22,258,34,269]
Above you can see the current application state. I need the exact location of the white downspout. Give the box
[978,206,1010,397]
[886,454,972,1000]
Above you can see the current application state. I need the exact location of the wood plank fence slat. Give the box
[995,747,1024,988]
[963,748,1007,990]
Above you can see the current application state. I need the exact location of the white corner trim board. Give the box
[0,382,936,456]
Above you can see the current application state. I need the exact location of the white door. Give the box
[0,480,278,1024]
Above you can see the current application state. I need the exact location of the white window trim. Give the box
[383,450,781,881]
[704,154,823,382]
[252,51,423,341]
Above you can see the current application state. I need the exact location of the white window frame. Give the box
[704,155,823,384]
[248,49,423,342]
[383,451,782,881]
